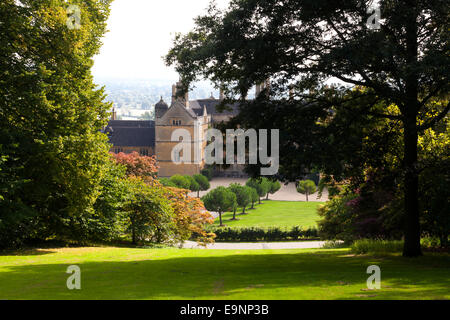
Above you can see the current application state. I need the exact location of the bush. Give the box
[193,174,210,194]
[159,177,177,188]
[246,178,270,204]
[317,193,358,242]
[201,167,213,181]
[209,226,319,242]
[228,183,252,215]
[184,175,200,193]
[296,180,317,202]
[169,175,191,189]
[351,238,446,254]
[202,187,237,226]
[351,239,404,254]
[123,178,175,245]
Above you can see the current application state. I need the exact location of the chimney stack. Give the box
[171,84,177,105]
[111,107,117,120]
[172,82,189,108]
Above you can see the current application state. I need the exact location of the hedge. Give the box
[208,226,319,242]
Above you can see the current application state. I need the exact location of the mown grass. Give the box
[0,246,448,300]
[213,200,323,229]
[351,239,447,254]
[351,239,405,254]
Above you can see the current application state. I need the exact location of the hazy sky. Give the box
[92,0,230,81]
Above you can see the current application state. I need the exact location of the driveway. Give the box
[182,241,327,250]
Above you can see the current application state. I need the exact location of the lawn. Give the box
[213,200,323,228]
[0,247,448,300]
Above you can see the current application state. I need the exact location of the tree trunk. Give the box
[266,193,269,200]
[306,192,309,202]
[197,190,200,198]
[130,214,137,245]
[403,117,422,257]
[219,212,223,227]
[243,206,246,214]
[402,9,422,257]
[259,197,261,204]
[232,208,237,220]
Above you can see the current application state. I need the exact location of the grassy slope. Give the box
[0,247,448,300]
[213,201,323,228]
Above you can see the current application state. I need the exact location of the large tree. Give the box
[0,0,113,246]
[166,0,449,257]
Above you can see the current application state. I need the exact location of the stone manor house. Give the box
[104,82,269,177]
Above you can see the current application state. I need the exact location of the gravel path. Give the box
[182,241,327,250]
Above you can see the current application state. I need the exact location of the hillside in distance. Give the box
[95,77,221,120]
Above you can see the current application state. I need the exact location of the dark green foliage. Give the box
[210,226,319,242]
[246,178,270,204]
[0,0,113,247]
[202,186,237,226]
[249,187,259,209]
[184,175,200,193]
[296,180,317,202]
[166,0,450,256]
[228,183,252,216]
[123,179,174,245]
[200,167,213,181]
[90,159,128,242]
[169,175,191,190]
[193,174,210,192]
[267,180,281,199]
[159,178,177,188]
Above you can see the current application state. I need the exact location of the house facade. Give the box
[105,82,241,177]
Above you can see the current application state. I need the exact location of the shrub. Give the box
[193,174,210,197]
[201,187,237,227]
[228,183,252,216]
[249,187,259,209]
[351,239,404,254]
[246,178,270,204]
[208,226,319,242]
[159,177,177,188]
[112,152,158,182]
[296,180,317,202]
[267,180,281,199]
[163,187,215,245]
[201,167,213,181]
[317,193,358,242]
[122,178,175,245]
[169,175,191,190]
[184,175,200,193]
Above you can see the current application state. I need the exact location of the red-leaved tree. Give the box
[112,152,158,182]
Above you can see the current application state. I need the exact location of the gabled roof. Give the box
[189,99,241,116]
[108,120,155,128]
[105,121,155,148]
[164,101,199,120]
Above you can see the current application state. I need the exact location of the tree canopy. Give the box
[166,0,449,256]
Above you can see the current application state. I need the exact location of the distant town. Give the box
[95,78,232,121]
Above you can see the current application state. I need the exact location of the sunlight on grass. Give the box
[0,247,448,300]
[213,201,323,228]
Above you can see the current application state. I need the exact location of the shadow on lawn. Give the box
[0,250,449,300]
[0,249,58,257]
